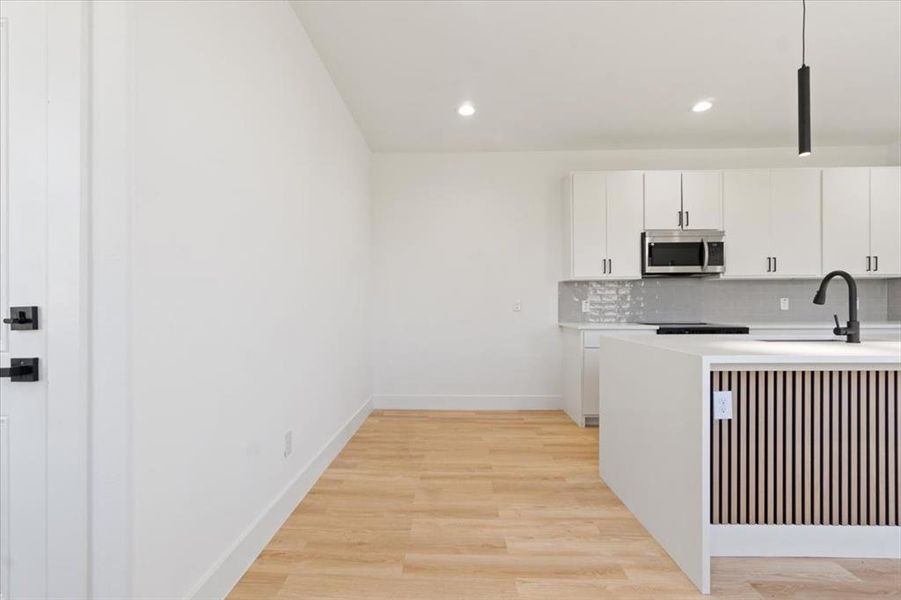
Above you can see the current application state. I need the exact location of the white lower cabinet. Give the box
[561,327,654,427]
[580,348,600,424]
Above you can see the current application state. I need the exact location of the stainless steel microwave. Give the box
[641,230,725,276]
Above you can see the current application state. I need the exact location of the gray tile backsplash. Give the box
[559,278,900,324]
[889,279,901,321]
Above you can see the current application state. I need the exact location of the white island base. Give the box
[596,333,901,593]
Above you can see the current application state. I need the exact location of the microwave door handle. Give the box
[701,239,709,270]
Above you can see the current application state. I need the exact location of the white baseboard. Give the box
[372,394,561,411]
[187,397,374,600]
[563,407,582,426]
[710,525,901,558]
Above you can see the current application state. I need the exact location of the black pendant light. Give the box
[798,0,811,156]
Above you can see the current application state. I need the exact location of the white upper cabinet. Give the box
[822,167,898,277]
[644,170,722,230]
[770,169,821,277]
[723,169,820,278]
[562,165,893,282]
[823,168,869,275]
[568,173,606,278]
[563,171,643,279]
[869,167,901,276]
[604,171,644,278]
[681,171,723,230]
[723,170,771,277]
[643,171,682,229]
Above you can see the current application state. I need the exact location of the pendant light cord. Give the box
[802,0,807,65]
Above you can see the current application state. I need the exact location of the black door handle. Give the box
[874,255,879,272]
[2,306,39,330]
[0,358,39,382]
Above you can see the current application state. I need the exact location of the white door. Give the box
[822,168,871,276]
[570,173,606,278]
[770,168,821,277]
[722,170,770,277]
[869,167,901,277]
[604,171,643,278]
[0,3,48,598]
[681,171,723,230]
[643,171,682,229]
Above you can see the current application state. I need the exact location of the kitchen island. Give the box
[596,333,901,593]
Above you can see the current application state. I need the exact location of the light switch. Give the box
[713,391,733,420]
[581,300,590,313]
[513,301,522,312]
[780,297,790,311]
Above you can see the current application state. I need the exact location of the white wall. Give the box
[91,2,371,598]
[371,146,897,408]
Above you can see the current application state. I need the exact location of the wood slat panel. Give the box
[711,369,900,526]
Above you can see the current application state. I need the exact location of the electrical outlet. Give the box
[713,391,733,420]
[780,297,790,311]
[513,300,522,312]
[581,300,590,313]
[283,431,293,458]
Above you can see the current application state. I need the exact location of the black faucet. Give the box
[812,270,860,343]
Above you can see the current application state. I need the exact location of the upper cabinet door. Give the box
[604,171,644,278]
[681,171,723,230]
[770,169,821,277]
[869,166,901,276]
[643,171,682,229]
[822,168,871,275]
[723,170,771,277]
[570,173,607,278]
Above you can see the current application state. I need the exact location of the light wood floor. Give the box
[228,410,900,599]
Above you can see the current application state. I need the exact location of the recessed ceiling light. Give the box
[457,102,476,117]
[692,99,713,113]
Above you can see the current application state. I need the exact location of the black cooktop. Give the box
[639,322,750,335]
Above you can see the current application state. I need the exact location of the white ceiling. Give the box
[292,0,901,153]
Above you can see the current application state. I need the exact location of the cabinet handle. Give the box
[866,256,871,272]
[678,210,683,227]
[685,211,690,228]
[766,257,772,272]
[874,255,879,272]
[602,258,607,274]
[773,256,777,272]
[608,258,613,274]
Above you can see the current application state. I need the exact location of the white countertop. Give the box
[558,321,656,330]
[749,321,901,330]
[559,320,901,331]
[598,332,901,365]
